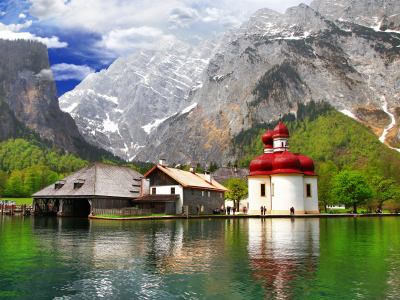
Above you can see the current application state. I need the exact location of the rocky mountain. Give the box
[59,40,217,160]
[0,39,93,154]
[60,0,400,165]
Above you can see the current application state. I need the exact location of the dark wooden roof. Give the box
[211,167,250,183]
[32,162,143,199]
[133,194,179,203]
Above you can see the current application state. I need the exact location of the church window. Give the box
[306,183,312,197]
[208,191,210,197]
[152,188,156,195]
[272,183,275,196]
[171,187,175,194]
[261,183,266,197]
[202,190,204,196]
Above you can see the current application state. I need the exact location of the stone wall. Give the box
[183,188,225,214]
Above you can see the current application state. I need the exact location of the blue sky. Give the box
[0,0,311,97]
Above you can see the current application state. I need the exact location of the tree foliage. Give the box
[222,177,248,210]
[332,170,374,213]
[370,176,399,210]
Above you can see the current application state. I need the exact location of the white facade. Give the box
[151,185,183,214]
[271,174,305,214]
[303,177,319,213]
[248,176,271,213]
[273,137,289,153]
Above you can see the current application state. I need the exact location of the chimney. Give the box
[205,171,212,184]
[159,158,166,167]
[141,178,150,196]
[190,166,195,173]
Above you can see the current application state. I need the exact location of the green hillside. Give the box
[230,101,400,207]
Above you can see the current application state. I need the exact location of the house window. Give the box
[152,188,156,195]
[208,191,210,197]
[261,183,266,197]
[202,190,204,196]
[306,183,312,198]
[272,183,274,196]
[171,187,175,194]
[220,193,223,198]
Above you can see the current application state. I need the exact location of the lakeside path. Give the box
[89,213,400,221]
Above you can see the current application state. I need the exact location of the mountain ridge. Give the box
[60,0,400,166]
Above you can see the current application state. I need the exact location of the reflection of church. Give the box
[247,218,320,297]
[248,122,319,214]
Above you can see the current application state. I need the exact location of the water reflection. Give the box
[2,216,400,299]
[248,218,320,298]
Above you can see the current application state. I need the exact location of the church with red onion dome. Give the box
[247,121,319,215]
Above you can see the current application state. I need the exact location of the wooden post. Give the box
[23,204,26,216]
[11,204,14,215]
[0,204,3,215]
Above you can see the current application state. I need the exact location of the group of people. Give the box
[260,206,267,215]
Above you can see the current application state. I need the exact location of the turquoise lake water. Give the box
[0,216,400,299]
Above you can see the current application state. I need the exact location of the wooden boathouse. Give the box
[31,162,146,217]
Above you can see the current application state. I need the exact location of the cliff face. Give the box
[59,40,217,160]
[0,39,86,153]
[60,0,400,165]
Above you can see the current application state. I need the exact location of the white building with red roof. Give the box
[248,121,319,215]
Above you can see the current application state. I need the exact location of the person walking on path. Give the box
[263,206,266,215]
[197,204,200,216]
[227,206,231,215]
[330,207,333,214]
[261,205,263,215]
[233,206,236,215]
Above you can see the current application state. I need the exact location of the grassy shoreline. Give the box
[0,197,33,206]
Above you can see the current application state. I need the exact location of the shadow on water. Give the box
[0,215,400,299]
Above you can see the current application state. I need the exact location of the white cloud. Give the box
[0,30,67,48]
[36,68,54,80]
[99,26,176,52]
[23,0,313,54]
[51,63,94,81]
[0,20,32,32]
[28,0,69,18]
[190,34,204,40]
[19,13,26,18]
[203,7,222,22]
[168,7,200,27]
[0,12,6,16]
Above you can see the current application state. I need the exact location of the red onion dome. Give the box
[295,154,316,176]
[262,129,273,147]
[249,153,275,175]
[271,151,302,174]
[272,121,290,139]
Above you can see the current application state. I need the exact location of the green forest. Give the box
[230,101,400,210]
[0,138,154,197]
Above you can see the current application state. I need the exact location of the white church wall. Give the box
[248,176,271,214]
[273,137,289,152]
[303,177,319,213]
[271,175,304,214]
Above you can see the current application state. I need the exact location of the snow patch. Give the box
[340,109,359,120]
[63,103,78,113]
[142,116,171,134]
[98,93,118,104]
[181,102,197,114]
[102,113,119,133]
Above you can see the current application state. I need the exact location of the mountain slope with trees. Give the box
[229,101,400,209]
